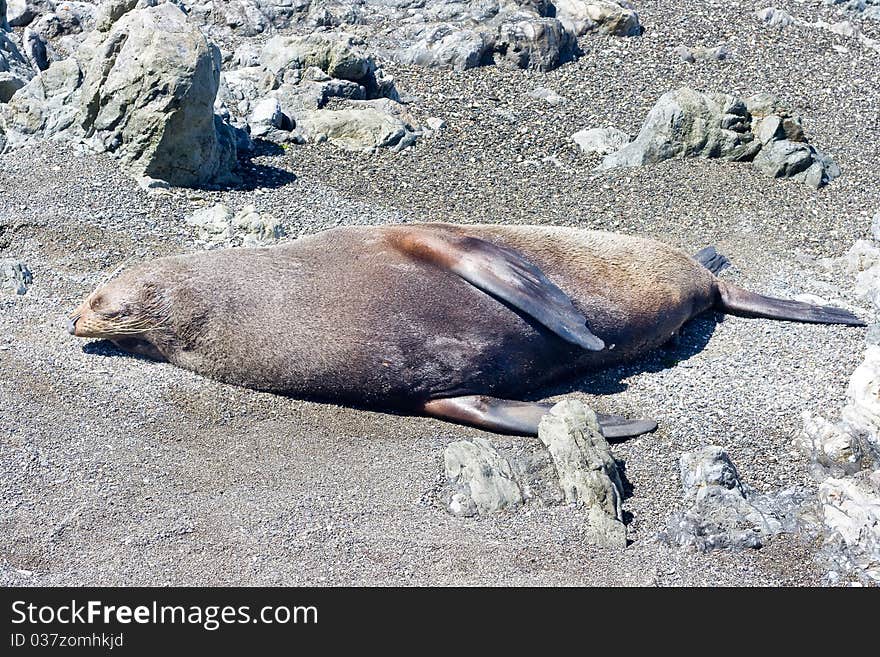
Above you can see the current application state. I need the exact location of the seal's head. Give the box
[67,266,173,360]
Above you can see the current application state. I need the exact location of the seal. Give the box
[66,223,864,438]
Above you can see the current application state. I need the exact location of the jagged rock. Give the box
[553,0,640,37]
[661,446,809,551]
[397,25,490,71]
[842,346,880,461]
[572,126,631,156]
[537,400,627,548]
[495,17,577,72]
[74,2,236,186]
[1,57,82,144]
[598,88,760,169]
[6,0,37,28]
[443,437,524,517]
[797,412,864,478]
[248,96,285,137]
[756,7,796,29]
[22,27,50,71]
[752,139,839,189]
[674,44,731,63]
[0,259,32,294]
[1,27,34,102]
[528,86,566,106]
[819,471,880,583]
[598,87,839,187]
[292,106,414,152]
[187,203,285,247]
[260,32,374,84]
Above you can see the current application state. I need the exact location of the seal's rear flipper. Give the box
[693,246,731,275]
[717,281,865,326]
[391,228,605,350]
[422,396,657,439]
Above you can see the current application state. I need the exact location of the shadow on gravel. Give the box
[82,339,156,362]
[551,313,721,397]
[198,139,297,192]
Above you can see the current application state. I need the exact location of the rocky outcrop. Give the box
[2,2,238,187]
[0,17,34,102]
[596,87,840,188]
[661,446,809,551]
[537,400,627,548]
[0,259,32,294]
[187,203,285,248]
[443,438,524,517]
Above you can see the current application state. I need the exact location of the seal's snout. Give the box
[66,315,79,336]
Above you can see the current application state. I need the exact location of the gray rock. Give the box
[598,88,759,170]
[752,139,839,189]
[797,412,864,479]
[572,126,631,156]
[495,17,577,72]
[1,27,34,99]
[187,203,285,247]
[756,7,796,29]
[537,400,627,548]
[674,44,731,63]
[818,471,880,583]
[76,2,236,186]
[248,96,284,137]
[260,32,374,84]
[528,86,567,106]
[443,437,524,517]
[661,446,810,551]
[553,0,641,37]
[1,57,82,145]
[397,25,490,71]
[0,259,32,294]
[6,0,36,28]
[292,106,414,152]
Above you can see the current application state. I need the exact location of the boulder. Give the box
[292,106,413,152]
[260,32,374,84]
[537,400,627,548]
[397,25,490,71]
[0,26,34,102]
[572,126,631,155]
[0,259,32,294]
[76,2,236,186]
[495,17,577,72]
[553,0,641,37]
[443,438,524,516]
[598,88,759,169]
[819,472,880,583]
[661,446,809,551]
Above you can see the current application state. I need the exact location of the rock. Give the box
[818,471,880,583]
[661,446,809,551]
[292,106,414,152]
[572,126,631,156]
[0,259,32,294]
[528,86,567,106]
[1,57,82,145]
[495,17,577,72]
[443,437,524,516]
[1,26,34,100]
[537,400,627,548]
[842,346,880,461]
[260,32,374,84]
[22,27,50,71]
[397,25,490,71]
[598,87,839,187]
[6,0,36,28]
[756,7,796,29]
[553,0,641,37]
[674,44,731,63]
[598,88,759,170]
[752,139,839,189]
[75,2,236,186]
[248,96,285,137]
[426,116,445,132]
[187,203,285,247]
[797,412,864,478]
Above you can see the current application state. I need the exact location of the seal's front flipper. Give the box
[391,228,605,350]
[422,396,657,439]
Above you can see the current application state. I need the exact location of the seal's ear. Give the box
[390,227,604,351]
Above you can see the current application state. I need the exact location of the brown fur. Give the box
[67,223,721,409]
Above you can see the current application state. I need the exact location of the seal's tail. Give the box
[716,281,865,326]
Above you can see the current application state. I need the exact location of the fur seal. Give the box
[66,223,864,438]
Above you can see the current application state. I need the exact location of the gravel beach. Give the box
[1,0,879,586]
